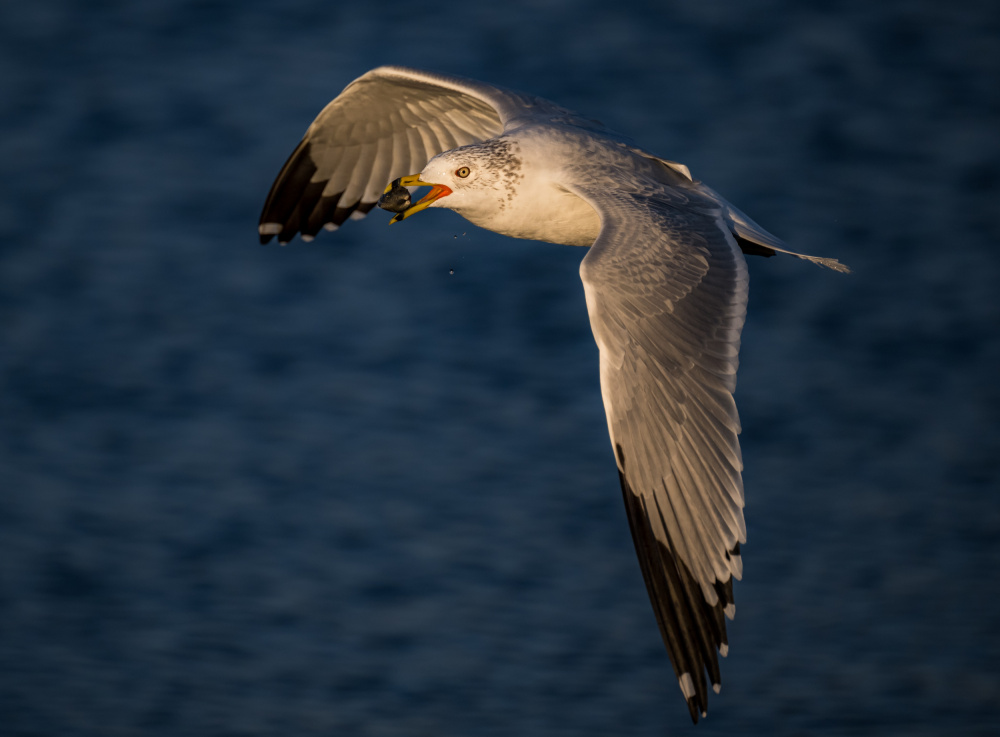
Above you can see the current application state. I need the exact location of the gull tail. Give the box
[698,183,851,273]
[748,242,852,273]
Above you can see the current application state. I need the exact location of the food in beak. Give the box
[378,174,453,223]
[377,178,412,213]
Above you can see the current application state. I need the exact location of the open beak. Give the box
[385,174,452,223]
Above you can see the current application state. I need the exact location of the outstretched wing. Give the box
[573,180,748,723]
[259,66,575,244]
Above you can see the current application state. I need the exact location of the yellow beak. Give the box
[385,174,453,223]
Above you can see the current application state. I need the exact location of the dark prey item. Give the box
[377,178,412,213]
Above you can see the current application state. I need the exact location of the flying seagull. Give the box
[258,66,848,723]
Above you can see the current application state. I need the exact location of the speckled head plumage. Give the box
[421,137,524,213]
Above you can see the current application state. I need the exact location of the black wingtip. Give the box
[686,697,699,724]
[258,138,383,246]
[614,443,733,723]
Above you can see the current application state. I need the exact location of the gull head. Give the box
[383,139,523,225]
[382,135,600,247]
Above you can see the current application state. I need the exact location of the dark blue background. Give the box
[2,1,998,734]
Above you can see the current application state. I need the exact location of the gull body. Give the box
[259,66,847,723]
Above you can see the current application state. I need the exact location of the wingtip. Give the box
[686,699,700,724]
[259,222,281,245]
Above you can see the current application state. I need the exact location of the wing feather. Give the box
[322,144,362,201]
[339,141,377,209]
[362,134,394,206]
[404,126,429,173]
[412,117,443,163]
[387,110,412,182]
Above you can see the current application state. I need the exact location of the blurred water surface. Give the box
[1,1,998,735]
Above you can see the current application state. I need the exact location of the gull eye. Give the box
[455,166,470,178]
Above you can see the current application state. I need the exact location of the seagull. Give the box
[258,66,848,723]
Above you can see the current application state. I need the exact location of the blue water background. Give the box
[1,1,998,734]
